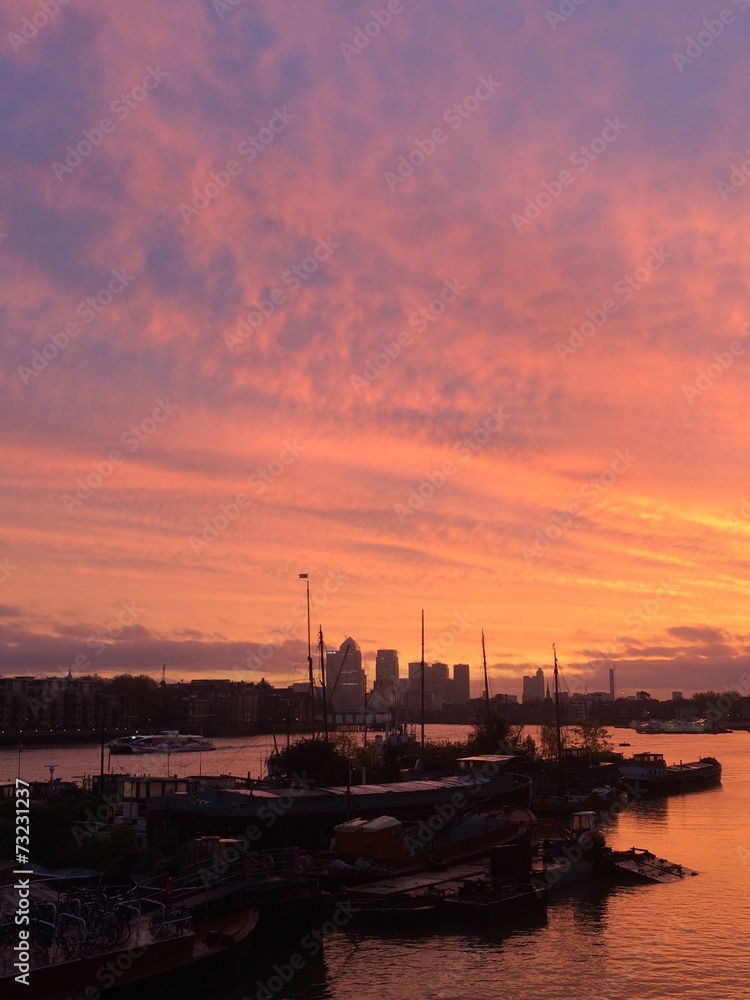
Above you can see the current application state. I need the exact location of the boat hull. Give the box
[108,733,216,755]
[147,774,533,847]
[619,757,721,794]
[2,910,258,1000]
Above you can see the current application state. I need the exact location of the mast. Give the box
[553,644,562,766]
[329,643,351,702]
[260,677,279,753]
[318,625,329,740]
[420,609,425,748]
[300,574,316,739]
[482,629,491,723]
[261,677,279,754]
[363,683,369,748]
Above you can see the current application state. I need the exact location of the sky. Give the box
[3,0,750,700]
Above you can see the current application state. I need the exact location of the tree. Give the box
[107,674,160,729]
[278,736,353,786]
[538,723,567,761]
[570,718,613,757]
[466,716,512,755]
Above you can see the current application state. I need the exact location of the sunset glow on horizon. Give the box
[4,0,750,698]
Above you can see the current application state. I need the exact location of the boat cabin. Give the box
[570,811,598,837]
[115,775,190,844]
[630,752,666,767]
[456,755,516,780]
[620,752,668,780]
[334,815,407,861]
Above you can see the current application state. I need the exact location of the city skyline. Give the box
[3,3,750,702]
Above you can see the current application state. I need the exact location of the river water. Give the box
[5,727,749,999]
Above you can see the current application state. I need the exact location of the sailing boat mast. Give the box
[420,609,425,748]
[318,625,329,741]
[482,629,491,722]
[553,643,562,766]
[300,574,316,739]
[260,677,279,755]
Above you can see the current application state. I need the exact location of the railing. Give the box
[139,846,312,906]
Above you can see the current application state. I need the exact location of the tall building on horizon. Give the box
[453,663,470,704]
[326,637,365,713]
[431,662,449,708]
[522,668,545,703]
[375,649,399,687]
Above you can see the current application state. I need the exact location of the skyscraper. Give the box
[372,649,400,710]
[375,649,399,687]
[522,668,545,703]
[431,662,449,707]
[326,637,365,713]
[452,663,470,704]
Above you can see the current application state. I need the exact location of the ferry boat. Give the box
[631,718,730,734]
[619,752,721,793]
[107,731,216,755]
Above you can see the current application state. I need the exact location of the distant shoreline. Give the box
[0,727,310,749]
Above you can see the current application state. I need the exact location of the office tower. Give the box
[375,649,399,687]
[452,663,470,704]
[326,637,365,713]
[522,668,545,703]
